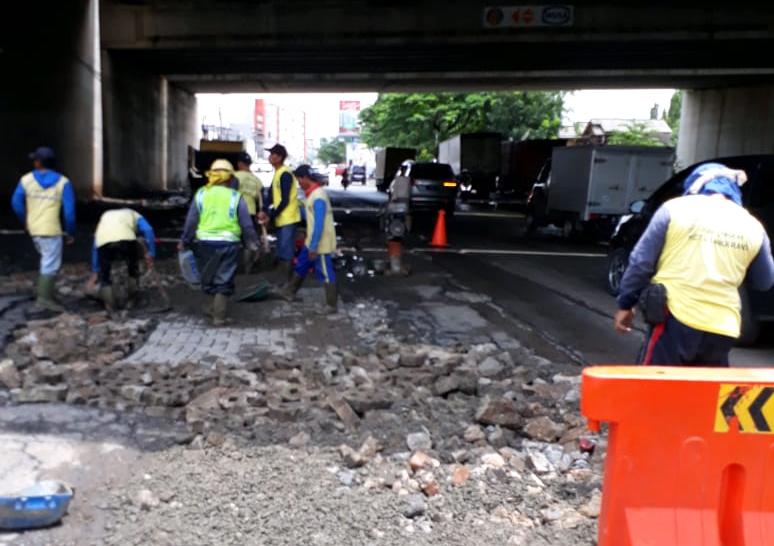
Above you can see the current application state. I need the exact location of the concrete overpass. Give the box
[3,1,774,198]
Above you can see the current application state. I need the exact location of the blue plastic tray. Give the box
[0,481,74,530]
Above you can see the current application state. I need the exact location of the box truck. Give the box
[438,133,501,200]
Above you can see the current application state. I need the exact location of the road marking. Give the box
[345,247,605,258]
[413,248,606,258]
[455,211,526,219]
[0,230,25,235]
[716,384,774,433]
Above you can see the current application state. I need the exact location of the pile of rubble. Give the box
[0,287,605,543]
[92,336,602,545]
[0,312,155,405]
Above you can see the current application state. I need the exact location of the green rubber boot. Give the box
[212,294,229,326]
[280,274,304,302]
[36,275,64,312]
[99,285,116,313]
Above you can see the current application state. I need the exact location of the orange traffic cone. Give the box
[430,209,448,247]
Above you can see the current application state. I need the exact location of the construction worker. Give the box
[258,143,300,281]
[87,208,156,312]
[180,159,260,325]
[11,146,76,312]
[281,165,338,313]
[234,152,263,273]
[615,163,774,366]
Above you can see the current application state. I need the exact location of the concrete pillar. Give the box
[102,55,197,197]
[0,0,101,200]
[677,85,774,169]
[166,83,199,192]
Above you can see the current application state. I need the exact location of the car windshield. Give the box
[648,157,769,211]
[410,163,454,180]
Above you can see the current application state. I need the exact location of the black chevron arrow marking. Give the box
[721,387,746,431]
[749,387,774,432]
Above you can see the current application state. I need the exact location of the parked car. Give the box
[399,160,458,215]
[607,154,774,344]
[350,165,367,184]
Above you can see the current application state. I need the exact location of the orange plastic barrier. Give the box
[582,366,774,546]
[430,209,448,247]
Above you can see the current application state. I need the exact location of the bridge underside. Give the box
[2,1,774,198]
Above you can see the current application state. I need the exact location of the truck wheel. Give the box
[738,287,760,346]
[606,248,628,296]
[561,219,578,240]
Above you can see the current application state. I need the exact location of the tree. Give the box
[359,92,564,159]
[664,90,682,146]
[315,138,346,164]
[606,122,666,147]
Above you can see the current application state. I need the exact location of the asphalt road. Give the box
[428,211,774,367]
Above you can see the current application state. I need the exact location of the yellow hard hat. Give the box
[209,159,235,172]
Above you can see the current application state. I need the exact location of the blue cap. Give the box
[29,146,55,162]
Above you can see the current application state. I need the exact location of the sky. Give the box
[197,89,677,141]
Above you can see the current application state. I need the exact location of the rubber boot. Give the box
[35,275,64,312]
[323,283,338,314]
[202,296,214,318]
[276,260,293,284]
[212,293,229,326]
[241,249,253,275]
[99,285,116,313]
[126,277,139,310]
[280,274,304,302]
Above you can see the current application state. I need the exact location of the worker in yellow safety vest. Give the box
[615,163,774,365]
[180,159,260,325]
[281,164,338,314]
[88,208,156,312]
[258,143,300,282]
[11,146,76,312]
[234,151,264,273]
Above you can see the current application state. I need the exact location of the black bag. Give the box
[638,283,668,324]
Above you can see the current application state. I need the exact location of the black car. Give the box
[607,155,774,343]
[400,160,458,215]
[350,165,367,184]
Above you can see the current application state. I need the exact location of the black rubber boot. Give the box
[324,283,338,314]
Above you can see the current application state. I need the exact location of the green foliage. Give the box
[359,92,564,159]
[665,90,682,146]
[315,138,346,165]
[606,122,666,147]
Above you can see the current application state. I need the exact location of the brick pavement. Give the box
[121,315,301,366]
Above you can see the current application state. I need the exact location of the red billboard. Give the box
[339,100,361,136]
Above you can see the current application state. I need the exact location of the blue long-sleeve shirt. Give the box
[11,169,76,235]
[91,215,157,272]
[309,198,327,251]
[617,205,774,310]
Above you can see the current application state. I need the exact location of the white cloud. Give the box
[562,89,677,124]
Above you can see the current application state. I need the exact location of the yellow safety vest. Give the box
[652,195,765,338]
[195,186,242,242]
[21,172,67,236]
[271,165,301,227]
[305,186,337,254]
[234,171,262,216]
[95,208,141,248]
